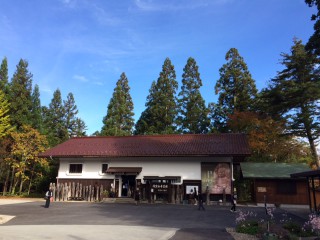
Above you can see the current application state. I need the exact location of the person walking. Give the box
[230,190,237,212]
[198,193,205,211]
[44,189,53,208]
[193,187,198,205]
[135,189,140,205]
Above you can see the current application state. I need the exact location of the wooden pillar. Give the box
[71,182,75,199]
[64,183,68,201]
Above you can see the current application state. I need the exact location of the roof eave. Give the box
[39,153,251,158]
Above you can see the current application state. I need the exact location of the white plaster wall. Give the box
[57,156,232,182]
[58,158,114,179]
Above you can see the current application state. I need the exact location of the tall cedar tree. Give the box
[210,48,258,132]
[101,72,134,136]
[74,118,87,137]
[0,57,10,96]
[178,57,209,133]
[135,58,178,135]
[9,59,33,131]
[305,0,320,55]
[31,84,43,133]
[262,39,320,166]
[43,89,68,147]
[64,92,86,137]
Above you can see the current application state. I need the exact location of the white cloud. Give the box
[41,87,52,94]
[133,0,233,11]
[73,74,89,82]
[90,4,122,26]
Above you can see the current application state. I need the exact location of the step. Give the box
[114,197,136,203]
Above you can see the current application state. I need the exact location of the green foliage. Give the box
[0,57,9,95]
[42,89,68,147]
[7,125,49,195]
[0,89,14,138]
[9,59,33,131]
[101,72,134,136]
[177,57,209,134]
[43,90,87,145]
[282,221,315,237]
[135,58,178,135]
[236,220,261,235]
[64,92,87,137]
[211,48,258,132]
[261,39,320,166]
[31,84,43,133]
[305,0,320,55]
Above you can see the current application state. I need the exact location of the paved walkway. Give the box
[0,199,311,240]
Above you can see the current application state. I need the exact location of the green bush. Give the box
[236,220,261,235]
[283,221,315,237]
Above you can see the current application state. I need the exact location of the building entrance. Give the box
[121,175,136,197]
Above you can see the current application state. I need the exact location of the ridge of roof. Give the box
[70,133,247,139]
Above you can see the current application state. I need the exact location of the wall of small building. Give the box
[254,179,309,205]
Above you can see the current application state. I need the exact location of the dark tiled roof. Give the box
[241,162,311,179]
[39,134,250,158]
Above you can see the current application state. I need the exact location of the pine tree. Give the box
[101,72,134,136]
[211,48,258,131]
[9,59,33,131]
[262,39,320,166]
[31,85,43,133]
[135,58,178,135]
[43,89,68,146]
[74,118,87,137]
[0,57,9,96]
[177,57,209,133]
[64,92,80,138]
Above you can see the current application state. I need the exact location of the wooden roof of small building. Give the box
[39,133,250,158]
[241,162,311,179]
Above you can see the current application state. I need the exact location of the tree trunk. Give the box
[2,169,10,196]
[307,130,319,168]
[19,178,24,194]
[9,166,15,194]
[11,177,19,195]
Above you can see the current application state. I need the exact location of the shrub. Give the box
[302,214,320,237]
[235,210,261,235]
[236,219,261,235]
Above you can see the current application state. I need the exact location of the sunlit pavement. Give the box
[0,199,309,240]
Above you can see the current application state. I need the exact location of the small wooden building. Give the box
[241,162,310,206]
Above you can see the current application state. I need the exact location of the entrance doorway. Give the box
[121,175,136,197]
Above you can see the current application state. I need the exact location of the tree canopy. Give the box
[9,59,33,131]
[261,39,320,166]
[177,57,209,134]
[135,58,178,135]
[101,72,134,136]
[210,48,258,132]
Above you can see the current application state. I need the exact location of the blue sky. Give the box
[0,0,316,135]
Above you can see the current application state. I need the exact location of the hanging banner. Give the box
[201,163,231,194]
